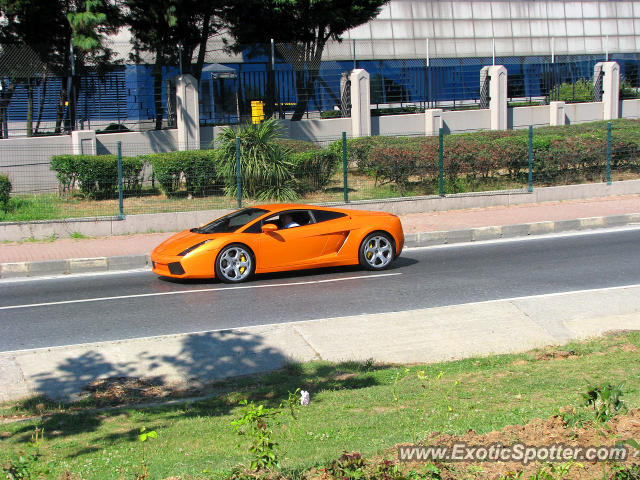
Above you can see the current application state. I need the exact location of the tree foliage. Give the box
[125,0,225,130]
[222,0,388,120]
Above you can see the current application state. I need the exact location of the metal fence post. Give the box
[342,131,349,203]
[117,141,124,219]
[235,136,242,208]
[606,122,612,185]
[438,127,444,196]
[528,126,533,193]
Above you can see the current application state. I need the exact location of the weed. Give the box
[393,368,411,403]
[1,427,47,480]
[135,426,157,480]
[529,462,582,480]
[609,463,640,480]
[326,451,366,479]
[583,382,626,422]
[70,231,89,239]
[231,400,281,471]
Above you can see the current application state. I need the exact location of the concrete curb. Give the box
[402,213,640,249]
[0,254,151,279]
[1,213,639,279]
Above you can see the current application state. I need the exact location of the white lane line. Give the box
[0,272,402,311]
[3,282,640,356]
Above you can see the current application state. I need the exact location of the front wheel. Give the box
[215,244,255,283]
[358,232,395,271]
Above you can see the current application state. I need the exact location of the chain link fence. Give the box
[1,120,639,223]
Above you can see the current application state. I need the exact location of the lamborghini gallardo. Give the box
[151,204,404,283]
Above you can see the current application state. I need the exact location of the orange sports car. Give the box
[151,204,404,282]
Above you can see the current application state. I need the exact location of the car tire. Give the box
[358,231,395,271]
[214,243,256,283]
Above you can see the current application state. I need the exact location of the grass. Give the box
[1,332,639,479]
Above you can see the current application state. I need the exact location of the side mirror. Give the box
[261,223,278,233]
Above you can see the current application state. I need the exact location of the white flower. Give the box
[300,390,310,406]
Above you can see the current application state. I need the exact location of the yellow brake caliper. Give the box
[367,241,374,259]
[239,254,247,273]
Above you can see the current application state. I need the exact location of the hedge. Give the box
[349,120,640,194]
[143,150,219,197]
[50,154,143,199]
[0,174,11,212]
[290,149,340,193]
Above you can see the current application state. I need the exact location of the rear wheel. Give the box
[215,244,255,283]
[358,232,395,271]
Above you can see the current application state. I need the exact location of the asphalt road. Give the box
[1,228,639,352]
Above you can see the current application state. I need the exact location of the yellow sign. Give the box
[251,100,264,124]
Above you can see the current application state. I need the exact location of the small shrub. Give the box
[145,150,218,197]
[368,145,422,196]
[583,382,626,422]
[291,149,340,193]
[0,174,11,212]
[231,400,281,471]
[50,155,79,196]
[548,78,594,103]
[326,451,366,479]
[51,154,143,199]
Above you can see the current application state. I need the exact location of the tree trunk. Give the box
[55,83,68,134]
[193,9,212,82]
[0,83,16,139]
[291,44,324,122]
[35,74,48,134]
[26,79,33,137]
[153,52,164,130]
[291,68,309,121]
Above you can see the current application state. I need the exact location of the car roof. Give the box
[258,203,347,213]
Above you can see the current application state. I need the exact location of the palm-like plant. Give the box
[216,118,297,201]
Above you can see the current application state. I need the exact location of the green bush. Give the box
[50,154,143,199]
[274,138,320,153]
[547,78,594,103]
[50,154,80,196]
[0,174,11,212]
[291,149,340,193]
[145,150,219,197]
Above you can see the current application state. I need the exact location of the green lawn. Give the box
[1,332,639,479]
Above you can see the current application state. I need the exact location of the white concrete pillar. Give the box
[488,65,507,130]
[595,61,620,120]
[549,101,566,126]
[350,69,371,137]
[176,74,201,150]
[425,109,443,136]
[71,130,96,155]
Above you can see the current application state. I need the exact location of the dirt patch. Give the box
[535,350,578,361]
[394,409,640,480]
[81,376,193,406]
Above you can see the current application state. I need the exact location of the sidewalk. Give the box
[0,194,639,277]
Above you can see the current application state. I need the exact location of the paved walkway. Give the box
[1,194,639,264]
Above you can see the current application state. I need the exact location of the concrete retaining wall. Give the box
[509,105,550,129]
[565,102,604,124]
[620,99,640,119]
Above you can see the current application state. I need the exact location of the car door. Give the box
[258,210,328,269]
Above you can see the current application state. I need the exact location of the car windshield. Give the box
[191,208,269,234]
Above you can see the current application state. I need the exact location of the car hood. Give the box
[152,230,228,256]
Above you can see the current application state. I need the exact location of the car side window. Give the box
[245,210,314,232]
[311,209,347,223]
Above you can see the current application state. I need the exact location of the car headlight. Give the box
[178,239,211,256]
